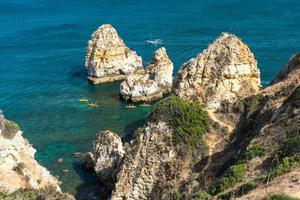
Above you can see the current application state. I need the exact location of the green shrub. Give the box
[265,193,300,200]
[2,119,20,139]
[0,187,71,200]
[271,135,300,178]
[210,144,264,195]
[149,96,208,149]
[170,188,182,200]
[13,189,38,200]
[211,163,246,194]
[277,136,300,158]
[237,145,265,164]
[192,191,211,200]
[0,189,38,200]
[273,153,300,177]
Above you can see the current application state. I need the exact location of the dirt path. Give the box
[201,110,234,174]
[207,110,234,133]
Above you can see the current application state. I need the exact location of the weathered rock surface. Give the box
[92,130,125,187]
[110,52,299,199]
[111,122,177,200]
[271,52,300,85]
[0,113,60,193]
[85,24,143,84]
[120,47,173,102]
[173,32,261,109]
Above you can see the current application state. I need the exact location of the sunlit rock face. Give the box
[173,33,261,109]
[0,113,60,193]
[85,24,143,84]
[92,130,125,188]
[120,47,173,102]
[111,122,177,200]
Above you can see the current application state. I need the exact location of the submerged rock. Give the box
[85,24,143,84]
[0,114,60,193]
[120,47,173,102]
[173,32,261,109]
[92,130,125,187]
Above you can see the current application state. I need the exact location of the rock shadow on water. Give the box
[69,66,88,82]
[72,161,109,200]
[122,118,147,142]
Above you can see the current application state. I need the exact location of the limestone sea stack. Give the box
[85,24,143,84]
[0,113,60,193]
[172,33,261,109]
[120,47,173,102]
[92,130,125,187]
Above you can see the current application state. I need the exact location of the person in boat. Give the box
[126,104,136,109]
[140,101,150,107]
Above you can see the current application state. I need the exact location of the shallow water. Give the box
[0,0,300,194]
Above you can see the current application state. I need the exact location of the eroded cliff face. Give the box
[194,53,300,199]
[120,47,173,102]
[92,130,125,188]
[111,122,176,200]
[172,32,261,109]
[85,24,143,84]
[0,114,60,193]
[85,34,299,200]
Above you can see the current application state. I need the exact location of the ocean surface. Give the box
[0,0,300,195]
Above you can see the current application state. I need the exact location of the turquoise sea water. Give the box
[1,0,300,195]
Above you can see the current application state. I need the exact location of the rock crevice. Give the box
[120,47,173,102]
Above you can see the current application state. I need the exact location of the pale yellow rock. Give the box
[0,115,60,193]
[85,24,143,84]
[120,47,173,102]
[111,122,176,200]
[173,32,261,109]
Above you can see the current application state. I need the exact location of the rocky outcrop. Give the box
[270,52,300,85]
[85,24,143,84]
[92,130,125,187]
[194,53,300,199]
[120,47,173,102]
[0,113,60,193]
[109,51,299,199]
[111,122,177,200]
[172,32,261,109]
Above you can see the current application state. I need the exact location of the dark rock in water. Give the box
[92,130,125,188]
[82,130,125,189]
[82,152,95,171]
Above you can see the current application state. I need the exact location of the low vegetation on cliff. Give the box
[2,119,20,139]
[149,96,208,149]
[0,187,72,200]
[211,145,265,194]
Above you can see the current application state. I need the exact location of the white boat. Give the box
[145,33,163,46]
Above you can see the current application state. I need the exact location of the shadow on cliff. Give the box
[72,161,109,200]
[122,118,147,142]
[194,96,275,189]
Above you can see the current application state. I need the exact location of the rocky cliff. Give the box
[172,32,261,109]
[85,24,143,84]
[92,130,125,188]
[0,113,60,193]
[85,34,299,200]
[120,47,173,102]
